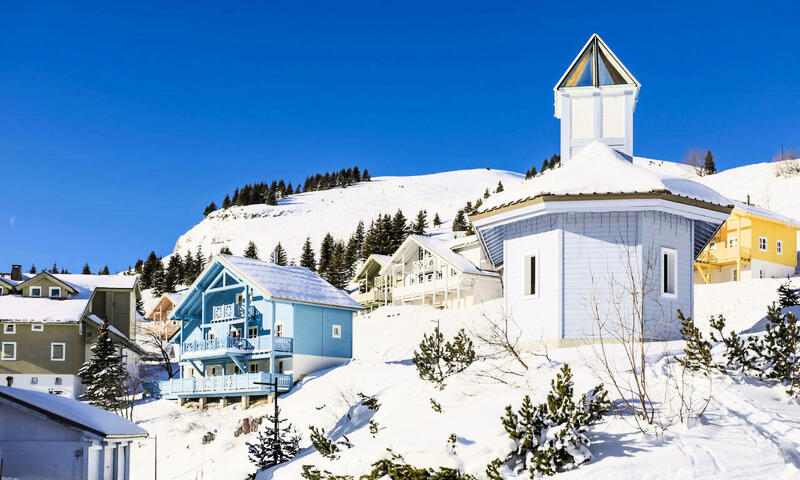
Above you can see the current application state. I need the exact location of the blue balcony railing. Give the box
[246,336,293,353]
[183,336,253,355]
[158,372,293,398]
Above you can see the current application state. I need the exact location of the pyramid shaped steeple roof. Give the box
[555,34,640,90]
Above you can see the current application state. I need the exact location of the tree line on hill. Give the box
[22,263,111,276]
[202,166,372,217]
[525,153,561,179]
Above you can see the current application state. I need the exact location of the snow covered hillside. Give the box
[172,169,523,261]
[130,289,800,480]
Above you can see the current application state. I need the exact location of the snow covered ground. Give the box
[171,169,524,262]
[130,286,800,480]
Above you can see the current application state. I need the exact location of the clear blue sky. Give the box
[1,1,798,273]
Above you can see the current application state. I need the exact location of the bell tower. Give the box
[554,34,640,162]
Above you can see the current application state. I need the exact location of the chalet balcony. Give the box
[412,257,436,273]
[158,372,293,399]
[209,303,256,323]
[353,288,391,305]
[393,275,464,300]
[696,246,752,267]
[180,335,293,359]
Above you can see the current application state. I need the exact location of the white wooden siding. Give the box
[601,94,626,138]
[570,96,594,140]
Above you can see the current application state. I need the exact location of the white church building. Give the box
[470,34,734,345]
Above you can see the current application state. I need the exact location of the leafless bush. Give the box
[773,149,800,178]
[142,330,176,379]
[683,149,707,176]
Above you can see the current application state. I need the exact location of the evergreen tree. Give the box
[182,250,195,285]
[222,194,231,209]
[151,258,166,297]
[526,166,538,179]
[134,259,143,274]
[82,263,92,275]
[78,323,129,412]
[484,188,491,199]
[344,236,359,278]
[266,189,278,206]
[541,158,549,172]
[550,153,561,169]
[413,326,476,388]
[244,241,259,259]
[140,251,160,289]
[351,221,365,260]
[318,233,335,275]
[412,210,428,235]
[203,201,217,217]
[703,150,716,175]
[99,266,110,275]
[778,279,800,308]
[433,213,441,227]
[390,209,409,249]
[246,406,301,471]
[300,237,317,271]
[164,255,182,293]
[322,241,349,289]
[135,294,145,317]
[362,169,371,181]
[496,181,504,193]
[271,243,288,266]
[50,262,58,274]
[219,246,233,255]
[452,210,468,232]
[194,247,206,279]
[28,265,36,274]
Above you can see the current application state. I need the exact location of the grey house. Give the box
[0,386,147,480]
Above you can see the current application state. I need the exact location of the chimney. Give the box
[746,194,751,205]
[10,265,22,281]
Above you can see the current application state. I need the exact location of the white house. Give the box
[380,234,502,309]
[470,35,733,345]
[0,385,147,480]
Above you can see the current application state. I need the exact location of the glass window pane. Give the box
[597,46,629,85]
[563,47,594,87]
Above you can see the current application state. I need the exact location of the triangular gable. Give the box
[15,272,80,296]
[0,276,17,291]
[555,34,639,90]
[379,235,496,278]
[352,254,390,282]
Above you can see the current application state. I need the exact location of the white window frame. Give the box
[661,248,678,299]
[728,236,738,248]
[30,286,42,297]
[758,236,768,252]
[522,252,539,298]
[3,324,15,334]
[31,324,44,332]
[275,323,283,338]
[1,342,17,360]
[50,342,66,361]
[248,326,258,338]
[49,287,61,298]
[332,324,342,339]
[249,363,259,373]
[777,240,784,255]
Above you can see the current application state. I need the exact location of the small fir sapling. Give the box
[413,327,476,388]
[246,406,301,472]
[369,420,379,438]
[777,279,800,308]
[243,241,259,259]
[430,398,443,413]
[308,426,351,460]
[487,364,609,478]
[676,310,721,374]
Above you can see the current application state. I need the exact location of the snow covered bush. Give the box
[308,425,350,460]
[777,279,800,308]
[246,406,300,473]
[711,305,800,395]
[413,326,476,388]
[487,364,610,478]
[300,449,477,479]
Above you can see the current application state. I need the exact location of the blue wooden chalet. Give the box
[159,255,362,406]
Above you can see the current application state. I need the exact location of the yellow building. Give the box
[694,202,800,283]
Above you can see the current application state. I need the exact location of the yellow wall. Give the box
[700,209,797,268]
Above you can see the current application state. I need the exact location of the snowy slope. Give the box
[172,169,523,262]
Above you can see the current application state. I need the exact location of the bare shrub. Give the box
[773,149,800,178]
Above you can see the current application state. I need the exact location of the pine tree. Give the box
[390,209,409,249]
[362,169,371,181]
[194,247,206,279]
[151,258,166,297]
[452,210,467,232]
[412,210,428,235]
[164,255,182,293]
[703,150,716,175]
[219,246,232,255]
[271,243,288,266]
[541,158,549,172]
[222,194,231,209]
[413,326,475,388]
[28,265,37,274]
[247,406,301,471]
[140,251,160,289]
[99,266,110,275]
[496,181,504,193]
[182,250,195,285]
[300,237,317,271]
[266,189,278,206]
[318,233,335,275]
[82,263,92,274]
[50,262,58,274]
[133,259,143,274]
[352,221,365,260]
[433,213,442,227]
[135,294,145,317]
[550,153,561,169]
[778,279,800,308]
[322,241,349,289]
[676,310,718,374]
[78,323,129,412]
[484,188,491,199]
[203,201,217,217]
[244,241,259,259]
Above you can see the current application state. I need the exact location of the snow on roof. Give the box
[0,386,147,438]
[0,295,88,323]
[165,288,188,304]
[371,254,391,266]
[384,234,498,277]
[219,255,363,310]
[731,201,800,227]
[53,274,137,299]
[477,142,732,216]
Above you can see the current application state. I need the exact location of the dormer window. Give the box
[49,287,61,298]
[30,286,41,297]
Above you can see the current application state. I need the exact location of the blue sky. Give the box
[1,1,798,273]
